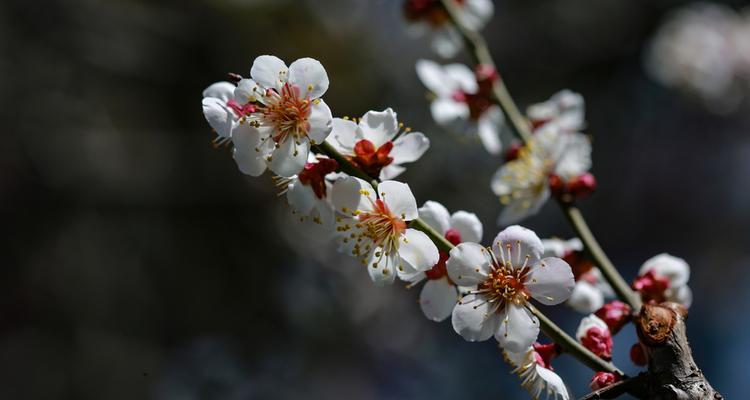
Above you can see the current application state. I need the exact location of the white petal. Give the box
[378,180,418,221]
[430,98,470,126]
[535,366,571,400]
[461,0,494,30]
[495,303,540,352]
[202,98,235,138]
[268,137,309,177]
[567,281,605,314]
[234,78,260,104]
[497,187,550,226]
[358,108,399,147]
[418,200,451,234]
[452,294,500,342]
[306,99,333,144]
[668,285,693,308]
[575,314,609,341]
[449,211,483,243]
[420,277,459,322]
[416,59,455,97]
[367,251,398,286]
[390,132,430,164]
[491,225,544,268]
[446,242,492,286]
[525,257,575,305]
[477,107,503,155]
[202,81,235,101]
[639,253,690,288]
[231,124,267,177]
[330,176,376,215]
[287,57,329,99]
[287,179,316,215]
[399,228,440,273]
[250,55,288,90]
[327,118,358,154]
[379,165,406,180]
[554,132,592,180]
[431,27,463,59]
[443,63,479,94]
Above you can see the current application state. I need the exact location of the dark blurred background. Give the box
[2,0,750,399]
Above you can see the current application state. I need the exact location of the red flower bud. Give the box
[548,174,566,197]
[505,142,522,162]
[581,327,613,360]
[568,172,597,199]
[532,342,560,370]
[630,342,648,366]
[594,301,632,335]
[632,270,670,304]
[589,372,619,390]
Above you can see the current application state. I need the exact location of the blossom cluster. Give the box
[646,3,750,112]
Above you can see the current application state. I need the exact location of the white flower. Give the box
[503,346,571,400]
[404,0,494,58]
[326,108,430,180]
[330,176,439,286]
[274,155,340,226]
[201,81,256,144]
[637,253,692,307]
[527,89,585,133]
[231,55,333,177]
[542,237,614,313]
[446,225,574,352]
[402,200,483,322]
[491,124,592,225]
[415,59,504,154]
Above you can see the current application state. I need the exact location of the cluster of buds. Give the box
[549,171,597,201]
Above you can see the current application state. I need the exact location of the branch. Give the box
[579,374,648,400]
[312,136,624,377]
[438,0,641,311]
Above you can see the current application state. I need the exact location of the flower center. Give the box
[356,199,406,257]
[425,228,462,280]
[261,83,312,144]
[477,266,529,307]
[349,139,394,178]
[298,157,339,199]
[498,143,553,208]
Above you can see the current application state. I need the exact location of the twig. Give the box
[579,374,648,400]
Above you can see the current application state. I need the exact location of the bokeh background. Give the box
[3,0,750,398]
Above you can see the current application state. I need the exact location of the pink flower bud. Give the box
[568,172,597,199]
[632,270,670,304]
[532,342,560,370]
[594,300,632,334]
[581,326,613,359]
[589,372,619,390]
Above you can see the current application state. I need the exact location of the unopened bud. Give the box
[568,172,597,199]
[505,142,522,162]
[589,371,619,390]
[475,64,499,83]
[630,342,648,366]
[548,174,566,197]
[532,342,560,369]
[594,300,632,335]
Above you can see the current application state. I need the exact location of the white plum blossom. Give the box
[504,346,571,400]
[230,55,333,177]
[646,3,750,112]
[330,176,439,286]
[634,253,693,307]
[404,0,494,58]
[402,200,483,322]
[446,225,574,352]
[326,108,430,180]
[274,154,340,227]
[542,237,614,313]
[201,81,256,145]
[491,124,592,225]
[416,59,504,154]
[527,89,585,133]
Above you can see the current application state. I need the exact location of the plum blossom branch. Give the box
[438,0,641,311]
[315,134,625,377]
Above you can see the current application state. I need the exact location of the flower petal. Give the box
[495,303,540,353]
[367,250,398,286]
[327,117,358,154]
[638,253,690,288]
[477,107,503,155]
[575,314,609,341]
[268,137,309,177]
[399,228,439,272]
[330,176,376,215]
[554,132,592,180]
[286,179,316,215]
[418,200,451,234]
[250,55,288,90]
[567,281,605,314]
[430,98,470,126]
[449,211,483,243]
[668,285,693,308]
[420,277,458,322]
[231,124,268,176]
[379,165,406,180]
[431,26,463,59]
[202,98,234,138]
[446,242,492,286]
[452,294,500,342]
[306,99,333,144]
[358,108,399,147]
[525,257,575,305]
[497,187,550,226]
[378,180,418,221]
[491,225,544,269]
[416,59,454,97]
[443,63,478,94]
[202,81,235,102]
[390,132,430,163]
[234,78,261,104]
[288,57,330,99]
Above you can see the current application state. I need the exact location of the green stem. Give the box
[439,0,641,311]
[313,138,622,375]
